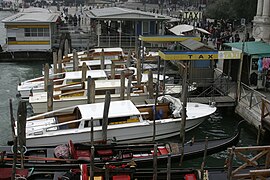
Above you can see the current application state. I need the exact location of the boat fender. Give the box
[54,144,70,159]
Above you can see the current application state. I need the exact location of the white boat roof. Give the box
[78,100,140,119]
[93,47,123,53]
[79,60,112,66]
[65,70,107,79]
[94,79,129,88]
[141,73,169,83]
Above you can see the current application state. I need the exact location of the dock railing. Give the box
[261,98,270,132]
[238,83,266,114]
[189,69,236,99]
[227,146,270,180]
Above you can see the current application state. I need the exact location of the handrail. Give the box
[226,145,270,179]
[239,82,266,113]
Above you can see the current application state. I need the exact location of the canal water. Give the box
[0,11,259,169]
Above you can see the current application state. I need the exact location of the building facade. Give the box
[2,7,59,52]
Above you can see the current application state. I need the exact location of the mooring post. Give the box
[200,137,209,178]
[100,48,105,70]
[44,63,49,92]
[127,75,132,100]
[53,51,58,74]
[81,62,87,82]
[227,146,235,180]
[167,153,171,180]
[153,144,158,180]
[90,117,94,145]
[90,145,95,180]
[110,61,115,79]
[120,71,125,100]
[105,162,109,180]
[126,49,131,68]
[87,77,95,104]
[12,136,17,180]
[102,91,111,143]
[47,79,54,112]
[87,76,92,104]
[9,99,15,138]
[17,100,27,169]
[57,48,63,73]
[179,61,189,166]
[73,49,79,71]
[64,39,69,57]
[137,57,142,85]
[148,69,154,99]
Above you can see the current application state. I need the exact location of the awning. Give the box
[169,24,211,35]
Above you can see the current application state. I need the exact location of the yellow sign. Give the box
[159,51,218,60]
[218,51,241,59]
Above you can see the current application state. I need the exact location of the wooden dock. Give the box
[189,96,236,107]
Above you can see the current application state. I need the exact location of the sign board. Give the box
[159,51,218,60]
[218,51,241,59]
[179,11,203,22]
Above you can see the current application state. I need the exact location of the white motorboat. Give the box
[29,79,134,114]
[17,95,217,147]
[18,69,108,99]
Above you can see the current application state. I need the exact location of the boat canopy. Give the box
[77,100,141,120]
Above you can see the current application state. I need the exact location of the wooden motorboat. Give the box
[16,96,216,146]
[18,69,108,99]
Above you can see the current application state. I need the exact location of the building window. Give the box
[142,21,149,35]
[24,28,49,37]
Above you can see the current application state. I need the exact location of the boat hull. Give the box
[25,116,207,147]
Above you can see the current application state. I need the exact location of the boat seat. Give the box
[112,174,131,180]
[69,140,91,161]
[158,146,169,155]
[184,174,197,180]
[97,149,113,156]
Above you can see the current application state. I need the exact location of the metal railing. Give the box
[239,83,266,114]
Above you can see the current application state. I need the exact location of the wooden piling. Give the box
[81,62,87,82]
[58,49,63,73]
[17,101,27,147]
[87,76,95,104]
[120,71,125,100]
[53,51,58,74]
[12,136,17,180]
[167,153,171,180]
[200,137,209,178]
[44,63,49,92]
[127,75,132,100]
[152,57,161,142]
[47,79,54,112]
[179,61,189,166]
[64,39,69,57]
[162,60,166,96]
[9,99,15,138]
[102,91,111,143]
[73,49,79,71]
[90,117,94,145]
[153,144,158,180]
[17,101,27,169]
[100,48,105,70]
[227,146,235,180]
[126,49,131,67]
[148,69,154,99]
[137,57,142,85]
[90,145,95,180]
[105,162,109,180]
[257,125,261,145]
[110,61,115,79]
